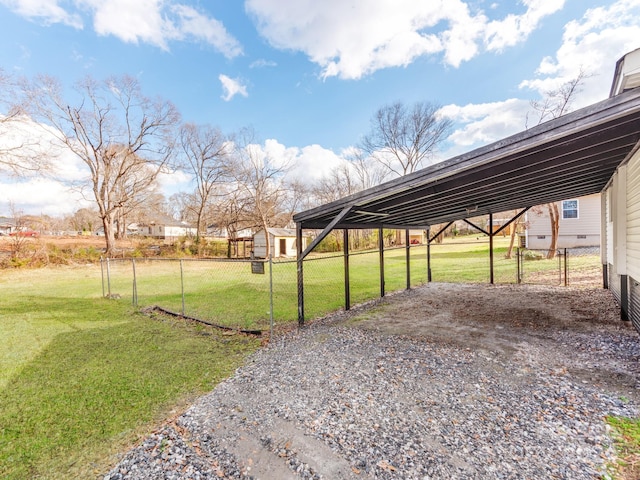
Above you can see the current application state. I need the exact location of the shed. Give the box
[253,228,305,258]
[525,194,601,249]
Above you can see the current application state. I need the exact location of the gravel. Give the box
[104,284,640,480]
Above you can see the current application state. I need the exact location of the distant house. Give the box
[253,228,306,258]
[525,194,600,249]
[206,225,253,239]
[0,217,15,235]
[138,215,197,242]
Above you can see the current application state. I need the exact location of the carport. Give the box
[293,87,640,325]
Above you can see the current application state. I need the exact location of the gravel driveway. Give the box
[105,283,640,479]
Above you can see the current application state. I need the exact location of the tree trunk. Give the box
[102,214,116,257]
[546,203,560,259]
[505,226,517,259]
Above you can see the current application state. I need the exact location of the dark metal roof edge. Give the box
[294,88,640,223]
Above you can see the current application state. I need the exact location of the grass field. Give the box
[101,236,600,328]
[0,267,260,479]
[0,236,606,479]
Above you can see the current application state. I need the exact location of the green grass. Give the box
[606,416,640,479]
[98,236,602,326]
[0,267,260,479]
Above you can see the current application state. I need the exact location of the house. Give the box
[206,225,253,239]
[138,215,197,242]
[601,48,640,324]
[524,194,601,249]
[253,228,306,258]
[0,217,15,235]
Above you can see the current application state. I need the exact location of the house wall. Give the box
[603,148,640,327]
[628,151,640,280]
[526,194,601,249]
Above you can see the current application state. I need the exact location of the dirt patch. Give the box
[342,282,640,401]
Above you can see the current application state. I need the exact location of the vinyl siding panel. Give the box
[606,188,614,264]
[627,152,640,279]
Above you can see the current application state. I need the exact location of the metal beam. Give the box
[300,205,352,260]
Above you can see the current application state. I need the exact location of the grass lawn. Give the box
[0,266,260,479]
[0,237,612,478]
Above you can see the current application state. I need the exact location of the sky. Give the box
[1,0,640,216]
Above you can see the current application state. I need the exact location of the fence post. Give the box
[564,248,568,287]
[180,259,185,316]
[100,257,105,297]
[106,257,112,297]
[516,247,521,284]
[132,258,138,306]
[269,255,274,340]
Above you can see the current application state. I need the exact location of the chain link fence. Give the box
[100,242,603,327]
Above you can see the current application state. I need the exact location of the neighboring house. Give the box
[0,217,15,235]
[524,194,601,250]
[138,215,196,242]
[207,225,253,239]
[253,228,307,258]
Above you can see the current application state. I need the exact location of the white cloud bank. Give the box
[0,0,242,56]
[245,0,565,79]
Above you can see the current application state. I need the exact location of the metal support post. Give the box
[379,227,385,298]
[405,229,411,290]
[343,229,350,311]
[296,223,305,326]
[489,213,494,284]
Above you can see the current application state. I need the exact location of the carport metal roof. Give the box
[294,88,640,232]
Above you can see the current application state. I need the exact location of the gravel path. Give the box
[104,284,640,479]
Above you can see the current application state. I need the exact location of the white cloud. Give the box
[249,59,277,68]
[219,74,248,101]
[519,0,640,107]
[438,98,531,157]
[0,178,91,216]
[0,0,242,55]
[245,0,562,78]
[0,0,83,28]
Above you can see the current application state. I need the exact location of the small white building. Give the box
[525,194,601,249]
[139,215,197,242]
[253,228,306,258]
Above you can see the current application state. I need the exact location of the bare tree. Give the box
[229,129,290,259]
[68,207,101,234]
[22,75,180,255]
[0,69,50,176]
[527,69,589,259]
[179,123,229,249]
[361,101,452,177]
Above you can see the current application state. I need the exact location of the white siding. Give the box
[526,194,601,249]
[606,188,614,264]
[628,151,640,279]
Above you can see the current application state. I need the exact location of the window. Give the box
[562,199,578,219]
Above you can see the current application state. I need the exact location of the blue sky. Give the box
[1,0,640,215]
